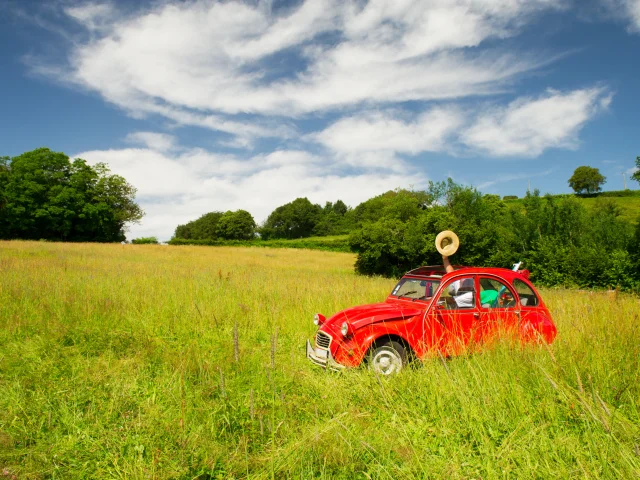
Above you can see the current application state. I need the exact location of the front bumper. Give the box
[306,340,346,371]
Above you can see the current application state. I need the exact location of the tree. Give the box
[173,211,223,240]
[216,210,256,240]
[333,200,348,216]
[261,198,321,239]
[0,148,143,242]
[352,189,430,226]
[0,157,9,216]
[568,166,606,194]
[632,157,640,184]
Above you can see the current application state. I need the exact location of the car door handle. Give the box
[473,312,480,318]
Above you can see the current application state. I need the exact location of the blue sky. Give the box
[1,0,639,240]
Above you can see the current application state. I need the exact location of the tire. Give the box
[368,340,407,375]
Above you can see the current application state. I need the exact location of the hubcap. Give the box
[372,348,402,375]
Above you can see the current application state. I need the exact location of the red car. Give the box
[306,265,557,375]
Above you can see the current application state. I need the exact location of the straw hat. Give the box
[435,230,459,256]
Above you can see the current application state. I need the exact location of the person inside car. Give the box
[441,255,473,308]
[442,255,500,308]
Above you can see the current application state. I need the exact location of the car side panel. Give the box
[331,315,424,367]
[520,308,557,343]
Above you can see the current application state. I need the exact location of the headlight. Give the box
[314,313,326,326]
[340,321,350,337]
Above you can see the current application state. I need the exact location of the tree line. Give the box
[174,162,640,245]
[173,198,356,242]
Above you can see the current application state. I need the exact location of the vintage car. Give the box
[306,265,557,375]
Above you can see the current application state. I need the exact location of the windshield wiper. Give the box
[398,290,417,298]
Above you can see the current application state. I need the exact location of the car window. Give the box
[479,277,517,309]
[391,278,440,300]
[438,276,476,310]
[513,279,539,307]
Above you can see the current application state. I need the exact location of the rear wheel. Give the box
[368,340,407,375]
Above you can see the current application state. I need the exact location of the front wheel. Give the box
[368,340,407,375]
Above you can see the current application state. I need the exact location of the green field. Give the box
[503,190,640,224]
[1,241,639,478]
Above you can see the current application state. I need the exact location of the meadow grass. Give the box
[0,241,639,479]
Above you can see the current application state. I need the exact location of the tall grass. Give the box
[0,241,639,478]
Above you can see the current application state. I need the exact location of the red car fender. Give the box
[332,317,421,367]
[520,310,557,344]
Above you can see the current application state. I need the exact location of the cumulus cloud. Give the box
[461,87,612,157]
[75,143,424,240]
[52,0,564,141]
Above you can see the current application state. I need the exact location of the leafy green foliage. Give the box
[260,197,322,239]
[216,209,256,240]
[633,156,640,184]
[0,148,143,242]
[174,211,223,240]
[258,198,355,240]
[169,235,351,252]
[131,237,159,244]
[173,210,257,241]
[352,189,431,225]
[350,181,639,291]
[568,165,607,194]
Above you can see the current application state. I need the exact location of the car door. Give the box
[428,275,480,355]
[477,276,520,343]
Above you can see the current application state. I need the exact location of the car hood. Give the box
[327,301,425,329]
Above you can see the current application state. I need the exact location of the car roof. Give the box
[404,265,530,282]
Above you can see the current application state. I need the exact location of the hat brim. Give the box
[435,230,460,256]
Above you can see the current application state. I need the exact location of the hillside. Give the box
[502,189,640,224]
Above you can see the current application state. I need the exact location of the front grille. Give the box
[316,331,332,349]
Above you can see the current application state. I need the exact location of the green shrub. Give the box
[168,236,351,252]
[131,237,159,244]
[598,189,640,197]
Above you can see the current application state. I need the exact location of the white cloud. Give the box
[627,166,639,175]
[628,0,640,30]
[314,107,463,156]
[52,0,563,143]
[313,87,611,160]
[74,143,425,240]
[125,132,177,152]
[461,87,612,157]
[65,2,115,32]
[604,0,640,32]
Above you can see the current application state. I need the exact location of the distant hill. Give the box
[502,189,640,224]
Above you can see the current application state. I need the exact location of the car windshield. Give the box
[391,278,440,300]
